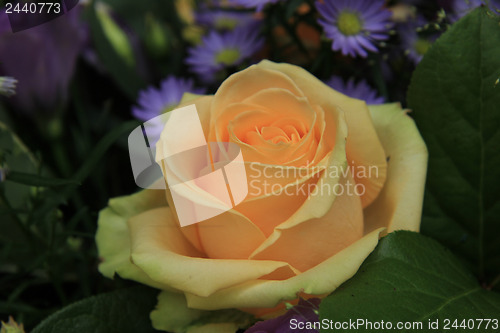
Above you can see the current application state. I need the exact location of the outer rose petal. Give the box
[364,103,428,233]
[178,93,214,141]
[95,189,168,289]
[150,290,250,333]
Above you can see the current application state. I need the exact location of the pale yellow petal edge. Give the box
[364,103,428,234]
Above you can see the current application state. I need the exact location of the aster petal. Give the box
[186,27,263,83]
[131,76,204,123]
[355,35,378,53]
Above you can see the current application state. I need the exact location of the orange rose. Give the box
[96,60,427,333]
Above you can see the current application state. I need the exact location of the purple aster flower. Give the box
[132,76,205,145]
[196,10,259,31]
[0,8,85,115]
[450,0,500,20]
[325,76,385,104]
[132,76,205,121]
[398,16,437,65]
[228,0,279,12]
[316,0,393,58]
[245,298,321,333]
[400,29,434,65]
[185,25,264,84]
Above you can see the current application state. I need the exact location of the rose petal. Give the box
[179,94,214,140]
[95,189,169,289]
[247,108,351,251]
[210,66,305,134]
[249,172,363,272]
[150,290,242,333]
[188,208,268,259]
[364,103,428,233]
[155,95,213,167]
[159,174,268,258]
[234,172,321,236]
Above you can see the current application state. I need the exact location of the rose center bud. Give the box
[259,123,304,144]
[337,11,363,36]
[215,48,241,66]
[244,118,307,147]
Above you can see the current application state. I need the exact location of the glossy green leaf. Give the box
[319,231,500,332]
[31,286,159,333]
[407,7,500,281]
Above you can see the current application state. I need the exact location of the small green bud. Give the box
[95,2,135,67]
[1,317,25,333]
[67,236,83,251]
[144,14,170,58]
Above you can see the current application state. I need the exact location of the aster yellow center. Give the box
[337,11,363,36]
[215,48,241,65]
[215,18,238,30]
[415,38,431,56]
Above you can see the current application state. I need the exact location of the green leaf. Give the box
[31,286,159,333]
[0,122,39,245]
[5,172,80,187]
[407,7,500,281]
[319,231,500,332]
[0,122,38,207]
